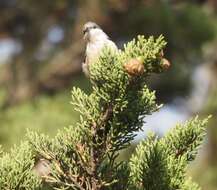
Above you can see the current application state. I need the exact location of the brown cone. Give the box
[124,58,144,76]
[161,58,171,70]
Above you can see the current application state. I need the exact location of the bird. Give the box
[82,21,118,77]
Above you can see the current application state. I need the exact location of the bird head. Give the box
[83,22,108,42]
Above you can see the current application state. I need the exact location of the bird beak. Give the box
[83,29,89,41]
[83,33,88,41]
[83,28,88,35]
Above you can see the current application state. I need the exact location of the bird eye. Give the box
[93,26,97,29]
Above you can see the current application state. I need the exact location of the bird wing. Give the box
[107,39,118,51]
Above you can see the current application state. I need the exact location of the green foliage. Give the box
[0,35,210,189]
[129,116,209,190]
[113,2,217,101]
[0,142,41,189]
[162,116,210,162]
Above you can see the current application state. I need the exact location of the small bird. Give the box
[82,21,118,77]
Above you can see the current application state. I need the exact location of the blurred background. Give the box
[0,0,217,189]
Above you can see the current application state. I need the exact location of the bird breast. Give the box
[86,41,106,65]
[86,40,117,66]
